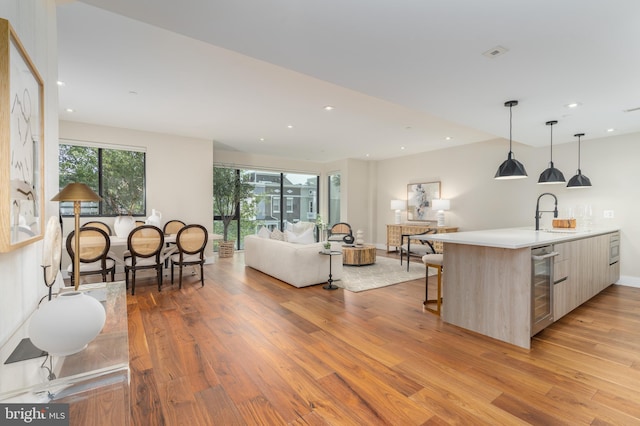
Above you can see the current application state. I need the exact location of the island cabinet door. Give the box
[553,241,578,321]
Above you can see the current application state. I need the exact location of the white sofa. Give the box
[244,234,343,288]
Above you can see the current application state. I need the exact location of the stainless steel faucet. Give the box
[535,193,558,231]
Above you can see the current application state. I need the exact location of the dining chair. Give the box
[162,219,186,267]
[170,224,208,289]
[327,222,354,244]
[124,225,165,295]
[66,226,116,286]
[82,220,112,236]
[134,220,146,228]
[400,229,437,271]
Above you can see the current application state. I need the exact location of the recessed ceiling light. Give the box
[365,153,370,157]
[65,108,74,113]
[607,128,616,132]
[445,136,452,141]
[323,105,334,111]
[128,90,138,95]
[57,81,65,87]
[259,138,265,141]
[287,125,293,129]
[400,146,405,150]
[565,102,581,108]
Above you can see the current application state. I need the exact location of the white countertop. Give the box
[417,227,620,249]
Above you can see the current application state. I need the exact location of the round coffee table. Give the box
[342,244,376,266]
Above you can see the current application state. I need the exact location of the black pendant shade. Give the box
[538,120,566,184]
[495,100,528,180]
[567,133,592,188]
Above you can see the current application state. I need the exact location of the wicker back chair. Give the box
[66,226,115,286]
[124,225,164,295]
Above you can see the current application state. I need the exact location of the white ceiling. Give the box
[56,0,640,162]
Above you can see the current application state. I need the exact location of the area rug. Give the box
[334,256,433,292]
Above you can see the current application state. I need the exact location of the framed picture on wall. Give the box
[406,181,440,221]
[0,18,45,252]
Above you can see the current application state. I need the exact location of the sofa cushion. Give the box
[257,226,271,239]
[270,228,286,241]
[285,226,314,244]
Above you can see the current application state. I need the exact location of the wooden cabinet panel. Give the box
[553,234,614,321]
[386,224,458,252]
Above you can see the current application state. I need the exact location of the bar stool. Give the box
[422,254,443,315]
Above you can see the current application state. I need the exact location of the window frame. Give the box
[58,140,147,217]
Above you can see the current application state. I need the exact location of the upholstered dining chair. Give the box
[170,224,208,289]
[82,220,112,236]
[327,222,354,244]
[400,229,437,271]
[124,225,165,295]
[66,226,116,286]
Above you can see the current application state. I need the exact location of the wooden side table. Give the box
[342,245,376,266]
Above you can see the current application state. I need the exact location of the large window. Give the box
[59,142,146,216]
[328,172,341,225]
[213,167,319,250]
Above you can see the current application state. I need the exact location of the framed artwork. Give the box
[407,181,440,221]
[0,19,45,252]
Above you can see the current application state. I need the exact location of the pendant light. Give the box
[567,133,592,188]
[538,120,565,184]
[495,100,528,179]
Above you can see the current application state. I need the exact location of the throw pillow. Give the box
[292,221,314,235]
[257,226,271,239]
[285,226,315,244]
[270,228,286,241]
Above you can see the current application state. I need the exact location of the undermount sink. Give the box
[541,229,587,234]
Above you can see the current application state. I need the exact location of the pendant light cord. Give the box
[509,104,513,152]
[577,134,581,169]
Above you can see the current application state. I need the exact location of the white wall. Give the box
[58,121,215,269]
[373,132,640,285]
[0,0,58,346]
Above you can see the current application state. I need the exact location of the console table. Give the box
[386,224,458,253]
[0,281,130,425]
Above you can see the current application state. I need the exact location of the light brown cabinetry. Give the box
[386,224,458,253]
[553,233,617,321]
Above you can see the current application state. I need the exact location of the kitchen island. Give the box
[421,227,620,349]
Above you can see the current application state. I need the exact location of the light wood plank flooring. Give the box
[122,251,640,425]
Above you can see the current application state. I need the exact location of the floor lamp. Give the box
[51,183,102,290]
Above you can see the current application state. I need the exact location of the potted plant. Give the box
[213,168,254,257]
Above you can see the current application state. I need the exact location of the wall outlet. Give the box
[604,210,615,218]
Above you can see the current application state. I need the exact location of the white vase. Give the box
[29,291,106,356]
[356,230,364,246]
[145,209,162,227]
[114,215,135,237]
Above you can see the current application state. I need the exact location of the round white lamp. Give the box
[432,199,450,227]
[390,200,405,224]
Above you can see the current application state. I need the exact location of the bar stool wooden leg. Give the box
[422,253,444,316]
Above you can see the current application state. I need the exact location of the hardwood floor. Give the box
[123,251,640,425]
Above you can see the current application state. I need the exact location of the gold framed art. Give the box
[406,181,440,221]
[0,18,45,252]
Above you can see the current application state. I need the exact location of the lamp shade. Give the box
[432,199,450,211]
[390,200,405,211]
[51,182,102,202]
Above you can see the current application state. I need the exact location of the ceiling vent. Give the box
[482,45,508,58]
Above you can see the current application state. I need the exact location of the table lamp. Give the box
[432,199,450,227]
[51,183,102,290]
[390,200,405,224]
